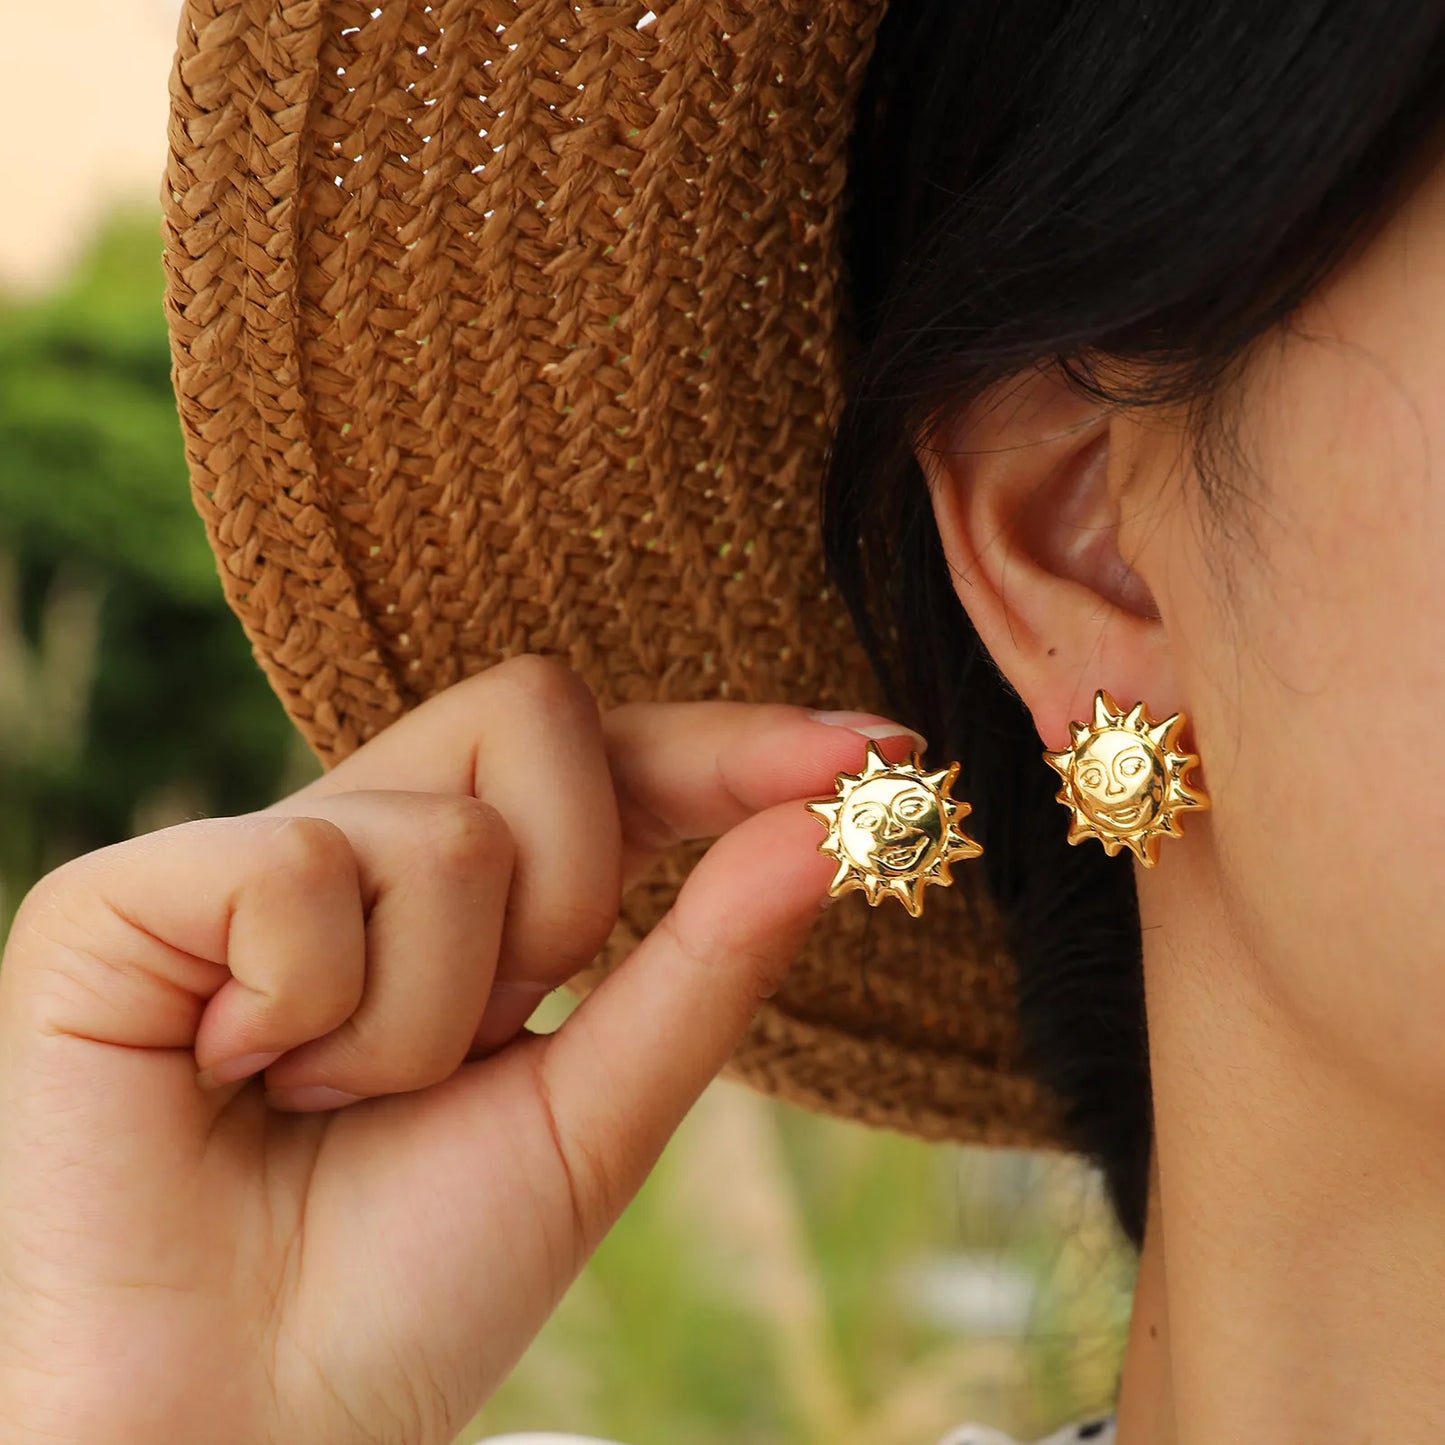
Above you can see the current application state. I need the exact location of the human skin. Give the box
[0,653,925,1444]
[919,146,1445,1442]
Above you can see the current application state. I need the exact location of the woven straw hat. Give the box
[160,0,1065,1150]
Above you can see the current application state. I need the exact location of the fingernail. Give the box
[807,710,928,750]
[196,1050,283,1090]
[265,1085,364,1112]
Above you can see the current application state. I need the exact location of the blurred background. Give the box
[0,2,1135,1440]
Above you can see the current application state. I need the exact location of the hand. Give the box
[0,655,922,1445]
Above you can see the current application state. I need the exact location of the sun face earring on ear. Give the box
[1044,689,1210,867]
[804,740,983,917]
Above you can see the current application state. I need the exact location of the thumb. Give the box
[538,799,838,1242]
[295,799,843,1405]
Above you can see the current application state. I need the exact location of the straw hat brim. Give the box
[160,0,1065,1150]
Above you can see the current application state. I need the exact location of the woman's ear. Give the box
[915,365,1180,751]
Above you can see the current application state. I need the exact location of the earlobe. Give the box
[915,366,1178,751]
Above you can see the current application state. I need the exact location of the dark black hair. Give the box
[823,2,1445,1249]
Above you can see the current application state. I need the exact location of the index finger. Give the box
[281,658,927,865]
[601,700,929,878]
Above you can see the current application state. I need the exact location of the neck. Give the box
[1113,845,1445,1445]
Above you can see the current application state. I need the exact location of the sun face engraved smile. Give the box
[1097,802,1144,826]
[804,741,983,917]
[1043,690,1210,867]
[876,834,931,871]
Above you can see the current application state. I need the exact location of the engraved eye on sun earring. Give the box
[1044,688,1210,867]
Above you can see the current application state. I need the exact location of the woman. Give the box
[2,2,1444,1442]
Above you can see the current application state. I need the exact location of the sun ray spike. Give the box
[1093,690,1120,728]
[859,740,892,776]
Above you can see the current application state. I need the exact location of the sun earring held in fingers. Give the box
[1045,689,1210,867]
[804,740,983,918]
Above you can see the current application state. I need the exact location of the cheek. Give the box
[839,818,879,863]
[1166,161,1445,1109]
[1078,779,1118,811]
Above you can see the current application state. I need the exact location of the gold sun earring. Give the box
[1045,688,1209,867]
[804,740,983,918]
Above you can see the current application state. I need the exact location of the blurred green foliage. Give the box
[0,207,1134,1445]
[0,209,310,920]
[467,1059,1133,1445]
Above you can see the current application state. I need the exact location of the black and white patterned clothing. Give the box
[936,1415,1117,1445]
[477,1414,1118,1445]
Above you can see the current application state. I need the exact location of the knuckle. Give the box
[10,865,71,935]
[654,904,712,974]
[657,906,788,1008]
[425,796,513,875]
[262,815,355,889]
[8,837,165,967]
[491,652,600,726]
[3,875,78,984]
[522,895,620,976]
[736,936,793,1005]
[14,841,114,926]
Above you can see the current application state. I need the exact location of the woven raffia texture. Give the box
[161,0,1065,1150]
